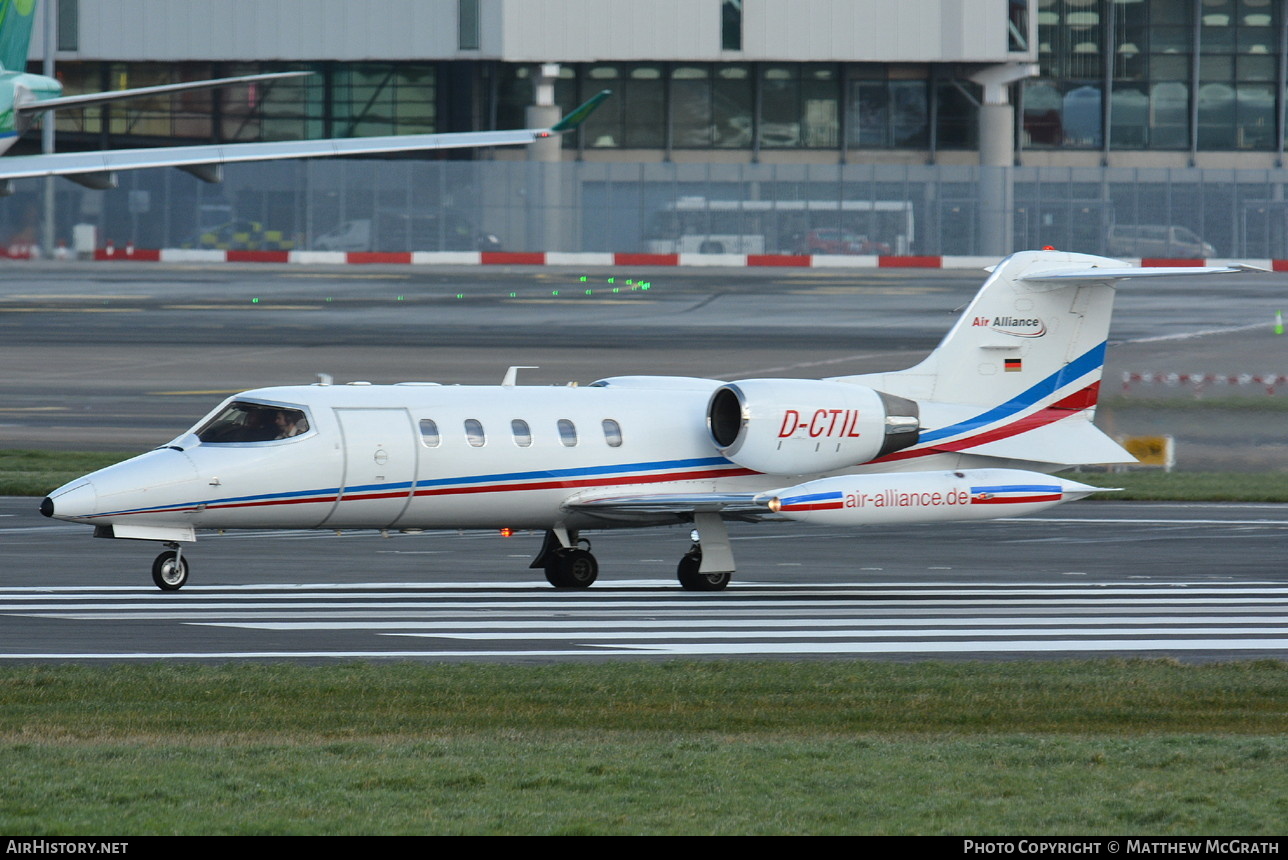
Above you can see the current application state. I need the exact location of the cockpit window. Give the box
[197,401,310,443]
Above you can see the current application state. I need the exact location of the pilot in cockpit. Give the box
[273,410,309,439]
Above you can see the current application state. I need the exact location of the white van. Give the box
[1107,225,1215,258]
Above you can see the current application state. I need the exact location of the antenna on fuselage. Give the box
[502,366,538,387]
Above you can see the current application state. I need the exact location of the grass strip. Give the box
[0,661,1285,835]
[1075,471,1288,502]
[0,449,130,497]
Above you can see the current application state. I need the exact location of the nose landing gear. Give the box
[151,544,190,592]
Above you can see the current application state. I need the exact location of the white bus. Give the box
[643,197,915,255]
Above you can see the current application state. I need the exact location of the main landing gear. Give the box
[533,513,736,591]
[151,544,190,592]
[533,529,601,588]
[676,513,735,591]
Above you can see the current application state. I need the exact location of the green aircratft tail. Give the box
[0,0,36,74]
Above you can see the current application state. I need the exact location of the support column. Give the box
[525,63,564,253]
[969,63,1037,258]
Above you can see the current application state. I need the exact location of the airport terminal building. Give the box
[14,0,1288,259]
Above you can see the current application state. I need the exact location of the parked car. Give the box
[313,212,502,253]
[1107,225,1215,258]
[795,228,890,255]
[180,220,296,251]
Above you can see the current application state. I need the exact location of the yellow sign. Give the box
[1121,435,1174,469]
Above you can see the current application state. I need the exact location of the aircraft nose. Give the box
[42,480,98,521]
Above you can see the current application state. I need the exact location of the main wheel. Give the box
[544,548,599,588]
[151,550,189,592]
[677,550,731,591]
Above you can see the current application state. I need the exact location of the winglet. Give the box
[548,90,612,134]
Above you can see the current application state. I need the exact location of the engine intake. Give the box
[708,379,919,475]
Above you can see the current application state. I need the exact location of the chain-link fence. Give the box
[4,160,1288,259]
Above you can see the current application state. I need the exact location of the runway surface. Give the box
[6,497,1288,662]
[1,260,1283,450]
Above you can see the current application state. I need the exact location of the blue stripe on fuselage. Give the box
[91,456,741,517]
[917,341,1105,444]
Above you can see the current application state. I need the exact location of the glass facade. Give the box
[1027,0,1283,154]
[38,3,1288,159]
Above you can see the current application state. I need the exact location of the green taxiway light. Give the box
[251,298,260,303]
[579,276,588,282]
[552,290,560,296]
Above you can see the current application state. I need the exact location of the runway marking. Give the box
[0,307,140,313]
[3,294,152,300]
[1125,322,1269,344]
[148,389,246,396]
[386,626,1288,641]
[163,304,323,311]
[7,581,1288,660]
[1017,516,1288,526]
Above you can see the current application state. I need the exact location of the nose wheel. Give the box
[151,548,190,592]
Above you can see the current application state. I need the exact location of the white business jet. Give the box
[41,250,1263,591]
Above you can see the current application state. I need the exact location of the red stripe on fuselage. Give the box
[970,493,1063,505]
[410,466,758,499]
[108,465,759,518]
[877,382,1100,463]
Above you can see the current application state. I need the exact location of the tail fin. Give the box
[0,0,36,75]
[832,250,1260,468]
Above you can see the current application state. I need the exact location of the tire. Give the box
[677,550,731,591]
[151,550,189,592]
[544,548,598,588]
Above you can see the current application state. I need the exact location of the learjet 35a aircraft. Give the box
[42,250,1263,591]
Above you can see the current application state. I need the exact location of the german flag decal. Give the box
[1004,358,1022,372]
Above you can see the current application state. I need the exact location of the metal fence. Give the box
[5,160,1288,259]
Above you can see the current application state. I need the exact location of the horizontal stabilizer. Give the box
[961,417,1135,468]
[1021,264,1266,283]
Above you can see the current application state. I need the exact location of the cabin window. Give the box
[511,419,533,447]
[419,418,441,447]
[602,418,623,447]
[557,419,578,447]
[196,401,310,443]
[464,418,486,447]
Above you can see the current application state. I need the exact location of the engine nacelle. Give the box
[707,379,919,476]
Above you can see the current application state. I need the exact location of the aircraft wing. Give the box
[15,71,312,114]
[566,491,775,523]
[0,89,611,188]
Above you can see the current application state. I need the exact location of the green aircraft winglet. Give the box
[550,89,612,134]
